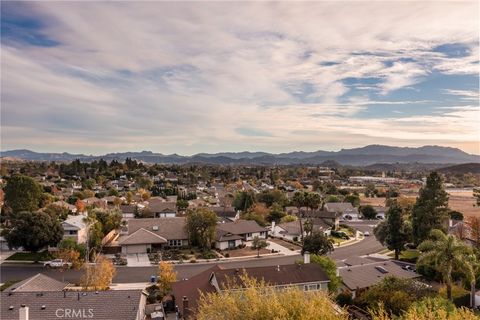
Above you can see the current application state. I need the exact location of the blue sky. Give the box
[1,1,479,155]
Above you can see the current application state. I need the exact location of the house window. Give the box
[69,230,77,235]
[260,231,266,237]
[246,233,252,238]
[169,240,182,247]
[304,284,320,291]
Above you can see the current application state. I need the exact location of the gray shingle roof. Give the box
[339,261,420,290]
[118,228,168,245]
[216,220,266,235]
[61,215,86,230]
[4,274,67,293]
[126,217,187,240]
[1,290,146,320]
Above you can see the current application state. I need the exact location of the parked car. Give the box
[43,259,72,269]
[364,231,370,236]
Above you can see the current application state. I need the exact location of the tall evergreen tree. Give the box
[412,172,449,245]
[385,203,410,260]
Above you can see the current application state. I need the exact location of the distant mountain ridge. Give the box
[2,145,479,166]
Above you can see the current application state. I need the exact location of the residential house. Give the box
[172,254,329,319]
[302,210,340,229]
[4,273,68,293]
[148,200,177,218]
[118,218,188,254]
[270,218,331,241]
[339,260,421,299]
[449,219,477,247]
[215,220,267,250]
[82,197,107,209]
[216,220,267,241]
[1,287,147,320]
[209,206,239,222]
[325,202,360,221]
[51,200,77,214]
[372,206,388,220]
[61,215,87,244]
[119,204,137,219]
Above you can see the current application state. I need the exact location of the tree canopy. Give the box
[301,232,334,255]
[412,172,449,245]
[185,208,217,250]
[4,175,42,214]
[5,211,63,252]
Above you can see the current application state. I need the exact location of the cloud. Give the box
[1,1,479,154]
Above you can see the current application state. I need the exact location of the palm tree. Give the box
[417,229,476,305]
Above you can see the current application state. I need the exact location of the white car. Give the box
[43,259,72,269]
[363,231,370,236]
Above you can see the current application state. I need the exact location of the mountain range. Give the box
[2,145,479,166]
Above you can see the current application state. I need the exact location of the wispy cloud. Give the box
[1,1,479,154]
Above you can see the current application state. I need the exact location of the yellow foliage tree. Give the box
[56,248,83,270]
[80,255,116,290]
[157,261,177,297]
[197,274,347,320]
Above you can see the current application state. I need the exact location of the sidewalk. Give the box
[0,251,17,264]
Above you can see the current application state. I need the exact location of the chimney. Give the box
[182,296,189,318]
[271,221,275,231]
[303,251,310,264]
[19,306,29,320]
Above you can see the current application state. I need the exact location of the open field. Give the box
[447,189,479,218]
[360,189,479,217]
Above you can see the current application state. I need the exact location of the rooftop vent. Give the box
[375,266,389,274]
[9,306,14,310]
[152,226,159,231]
[41,305,46,310]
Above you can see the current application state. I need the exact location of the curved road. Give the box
[0,221,383,284]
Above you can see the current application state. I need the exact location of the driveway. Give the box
[266,241,300,256]
[126,253,151,267]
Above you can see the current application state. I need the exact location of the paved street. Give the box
[0,221,383,284]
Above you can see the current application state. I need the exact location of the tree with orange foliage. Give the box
[75,199,86,213]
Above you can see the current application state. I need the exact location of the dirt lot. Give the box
[447,189,479,218]
[360,189,479,217]
[360,197,387,206]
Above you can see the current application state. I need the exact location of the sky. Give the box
[1,1,479,156]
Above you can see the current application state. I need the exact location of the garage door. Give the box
[125,244,147,254]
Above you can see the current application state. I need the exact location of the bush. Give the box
[190,258,197,263]
[225,253,230,258]
[336,291,353,306]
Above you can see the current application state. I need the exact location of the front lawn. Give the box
[388,249,419,263]
[5,250,53,262]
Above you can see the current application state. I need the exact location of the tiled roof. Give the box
[4,274,67,293]
[118,228,168,245]
[1,290,146,320]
